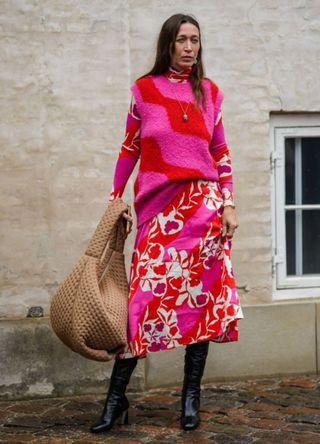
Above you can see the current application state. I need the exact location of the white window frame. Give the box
[270,114,320,301]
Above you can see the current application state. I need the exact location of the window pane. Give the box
[303,210,320,274]
[285,138,295,205]
[302,137,320,204]
[286,210,296,275]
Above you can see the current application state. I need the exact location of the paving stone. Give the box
[201,398,244,412]
[283,405,320,416]
[216,413,284,430]
[38,439,72,444]
[286,414,320,425]
[279,376,319,389]
[244,400,283,413]
[142,394,177,404]
[252,430,319,443]
[173,430,215,442]
[209,434,255,443]
[285,422,320,433]
[0,435,35,442]
[0,374,319,442]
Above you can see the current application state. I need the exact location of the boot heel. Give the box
[89,357,137,434]
[120,409,129,425]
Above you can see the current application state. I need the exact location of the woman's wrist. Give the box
[221,187,234,208]
[223,202,236,209]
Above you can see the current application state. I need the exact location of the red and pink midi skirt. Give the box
[117,179,244,360]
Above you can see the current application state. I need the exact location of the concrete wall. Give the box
[1,1,320,398]
[1,302,319,400]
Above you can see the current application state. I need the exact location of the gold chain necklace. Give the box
[166,76,192,122]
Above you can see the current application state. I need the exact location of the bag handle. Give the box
[85,198,130,259]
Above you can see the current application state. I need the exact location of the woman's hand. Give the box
[123,213,133,223]
[221,206,238,238]
[108,197,134,232]
[122,211,133,224]
[122,211,133,234]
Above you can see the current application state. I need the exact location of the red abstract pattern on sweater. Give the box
[135,76,212,141]
[109,67,235,226]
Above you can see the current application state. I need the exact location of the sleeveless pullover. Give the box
[130,74,223,227]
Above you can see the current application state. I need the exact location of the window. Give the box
[271,114,320,300]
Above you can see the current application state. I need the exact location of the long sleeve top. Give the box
[108,66,235,226]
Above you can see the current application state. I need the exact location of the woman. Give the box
[90,13,244,433]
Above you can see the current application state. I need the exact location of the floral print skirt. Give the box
[117,179,244,360]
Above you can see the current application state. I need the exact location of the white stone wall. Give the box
[1,1,319,317]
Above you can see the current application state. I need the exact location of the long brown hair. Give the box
[137,13,207,110]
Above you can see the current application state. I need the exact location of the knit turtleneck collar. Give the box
[165,65,192,83]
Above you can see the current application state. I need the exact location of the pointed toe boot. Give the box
[181,340,209,431]
[90,356,138,433]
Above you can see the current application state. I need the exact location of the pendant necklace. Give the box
[166,75,191,122]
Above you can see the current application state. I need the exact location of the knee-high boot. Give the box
[90,356,138,433]
[181,340,210,431]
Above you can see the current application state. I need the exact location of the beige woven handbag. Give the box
[50,198,132,362]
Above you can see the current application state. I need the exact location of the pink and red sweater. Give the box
[109,66,235,227]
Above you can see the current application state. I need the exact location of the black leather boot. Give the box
[90,356,138,433]
[181,340,209,431]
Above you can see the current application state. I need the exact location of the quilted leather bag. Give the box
[50,198,132,362]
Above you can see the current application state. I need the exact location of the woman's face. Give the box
[170,22,200,71]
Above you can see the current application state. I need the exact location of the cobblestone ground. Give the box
[0,374,319,443]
